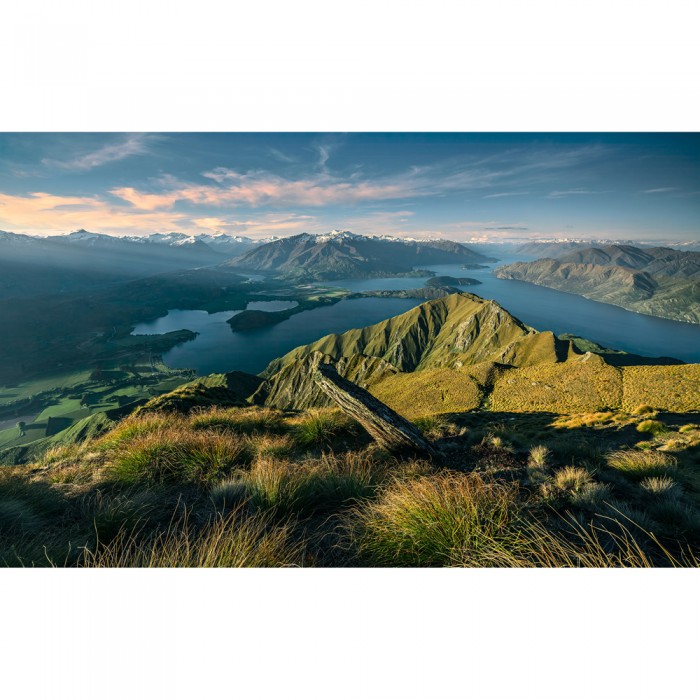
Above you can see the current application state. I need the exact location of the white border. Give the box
[1,2,699,699]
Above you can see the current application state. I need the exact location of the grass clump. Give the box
[412,415,461,441]
[637,419,667,436]
[353,473,520,567]
[96,413,181,450]
[527,445,551,483]
[230,452,383,518]
[81,507,304,567]
[632,404,656,415]
[553,466,592,492]
[640,475,681,497]
[190,407,284,434]
[109,429,250,485]
[606,449,677,480]
[290,408,358,448]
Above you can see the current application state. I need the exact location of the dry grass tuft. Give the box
[289,408,359,448]
[606,449,677,480]
[230,451,384,517]
[352,472,521,567]
[190,406,285,434]
[636,419,667,436]
[108,428,250,485]
[640,475,681,497]
[81,507,304,567]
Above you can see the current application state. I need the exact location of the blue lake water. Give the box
[132,260,700,375]
[133,298,418,375]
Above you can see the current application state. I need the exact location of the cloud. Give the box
[482,192,530,199]
[106,144,613,213]
[483,226,529,231]
[643,187,676,194]
[546,189,600,198]
[140,169,408,208]
[268,148,296,163]
[0,191,187,236]
[42,134,154,171]
[110,186,181,211]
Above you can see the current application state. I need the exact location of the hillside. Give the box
[226,230,495,280]
[496,245,700,323]
[3,289,700,568]
[253,293,699,415]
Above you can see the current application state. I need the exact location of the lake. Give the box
[132,259,700,375]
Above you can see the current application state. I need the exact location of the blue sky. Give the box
[0,133,698,240]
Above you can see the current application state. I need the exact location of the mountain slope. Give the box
[496,245,700,323]
[263,293,571,377]
[226,230,496,280]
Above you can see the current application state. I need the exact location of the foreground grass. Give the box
[2,403,699,567]
[82,507,303,568]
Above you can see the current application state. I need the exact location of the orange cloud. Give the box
[0,191,187,236]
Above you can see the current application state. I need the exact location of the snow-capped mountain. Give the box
[227,230,496,280]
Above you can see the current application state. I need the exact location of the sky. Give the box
[0,133,699,242]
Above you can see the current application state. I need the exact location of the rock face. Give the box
[313,361,436,457]
[496,245,700,323]
[225,231,495,280]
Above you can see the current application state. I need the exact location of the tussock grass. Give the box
[640,475,680,497]
[353,473,521,566]
[637,419,667,436]
[350,471,686,567]
[245,433,295,460]
[606,449,677,480]
[81,507,304,568]
[290,408,358,448]
[569,482,612,509]
[109,429,250,485]
[622,365,700,413]
[231,452,384,517]
[96,413,183,450]
[553,466,592,492]
[190,406,285,434]
[371,368,482,418]
[632,404,656,415]
[412,416,461,441]
[646,498,700,535]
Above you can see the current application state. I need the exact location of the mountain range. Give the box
[496,244,700,324]
[226,230,496,280]
[0,229,270,298]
